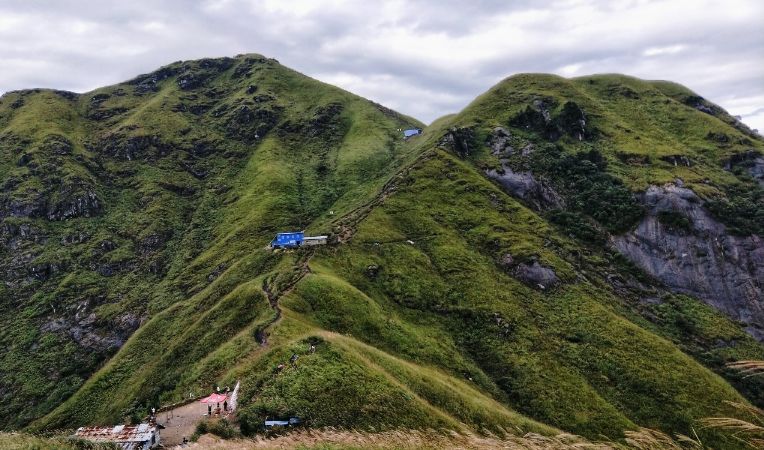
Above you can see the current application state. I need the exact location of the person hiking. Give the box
[224,400,228,411]
[290,353,299,367]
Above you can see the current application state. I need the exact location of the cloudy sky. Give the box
[1,0,762,130]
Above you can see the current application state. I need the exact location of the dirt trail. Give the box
[159,400,210,447]
[333,151,433,244]
[257,249,313,345]
[160,382,240,447]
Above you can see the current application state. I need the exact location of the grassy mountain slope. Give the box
[1,58,763,447]
[459,73,763,234]
[0,54,421,429]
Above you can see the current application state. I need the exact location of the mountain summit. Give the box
[1,55,763,447]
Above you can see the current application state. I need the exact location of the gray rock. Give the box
[439,127,476,157]
[749,157,764,186]
[724,150,764,186]
[612,183,764,339]
[46,188,101,220]
[139,232,170,255]
[485,166,565,210]
[0,194,47,219]
[487,127,513,155]
[521,143,536,156]
[533,99,553,123]
[499,252,559,290]
[660,155,693,167]
[0,222,45,250]
[207,263,227,282]
[40,310,141,353]
[514,261,560,290]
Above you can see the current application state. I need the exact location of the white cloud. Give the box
[643,45,686,57]
[559,64,583,76]
[0,0,761,128]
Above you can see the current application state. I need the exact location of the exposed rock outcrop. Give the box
[499,253,559,290]
[439,127,476,157]
[514,260,560,290]
[660,155,693,167]
[0,222,45,250]
[612,183,764,339]
[488,127,513,155]
[41,309,141,353]
[485,166,564,210]
[752,157,764,186]
[47,187,102,220]
[725,150,764,187]
[510,99,591,141]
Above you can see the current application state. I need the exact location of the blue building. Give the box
[403,128,422,138]
[271,231,304,248]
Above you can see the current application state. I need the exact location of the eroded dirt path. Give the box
[258,249,313,345]
[160,400,209,447]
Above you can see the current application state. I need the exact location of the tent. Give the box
[200,393,227,403]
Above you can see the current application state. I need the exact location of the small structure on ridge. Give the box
[403,128,422,138]
[74,423,160,449]
[271,231,328,249]
[265,417,302,429]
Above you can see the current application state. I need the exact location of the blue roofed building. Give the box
[271,231,329,249]
[271,231,304,249]
[403,128,422,138]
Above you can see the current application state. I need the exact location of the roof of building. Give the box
[303,235,328,240]
[75,424,157,449]
[200,392,227,403]
[403,128,421,137]
[265,420,290,426]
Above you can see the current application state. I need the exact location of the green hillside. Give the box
[1,57,763,448]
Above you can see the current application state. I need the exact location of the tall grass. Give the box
[726,361,764,378]
[148,427,707,449]
[700,361,764,448]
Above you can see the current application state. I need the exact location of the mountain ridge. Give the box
[1,54,763,448]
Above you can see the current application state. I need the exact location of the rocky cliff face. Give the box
[485,166,565,211]
[613,183,764,338]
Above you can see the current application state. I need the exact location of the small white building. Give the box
[302,235,328,246]
[74,423,160,449]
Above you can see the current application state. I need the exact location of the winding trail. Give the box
[257,249,314,345]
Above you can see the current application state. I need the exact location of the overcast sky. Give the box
[0,0,762,130]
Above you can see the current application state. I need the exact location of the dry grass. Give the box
[177,428,704,450]
[623,428,701,450]
[173,359,764,449]
[698,361,764,448]
[701,401,764,449]
[726,361,764,378]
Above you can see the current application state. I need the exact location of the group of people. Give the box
[207,386,231,417]
[206,401,229,416]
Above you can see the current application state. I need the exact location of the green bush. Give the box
[194,417,240,440]
[530,147,644,233]
[705,184,764,236]
[546,209,606,243]
[656,210,692,233]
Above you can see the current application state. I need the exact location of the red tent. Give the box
[200,393,227,403]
